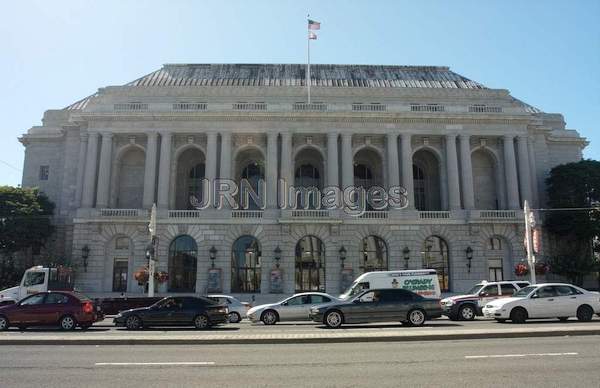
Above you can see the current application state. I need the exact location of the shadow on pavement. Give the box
[316,322,462,330]
[114,326,240,332]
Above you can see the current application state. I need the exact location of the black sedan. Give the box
[114,296,229,330]
[309,288,442,328]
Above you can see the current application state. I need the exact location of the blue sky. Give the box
[1,0,598,186]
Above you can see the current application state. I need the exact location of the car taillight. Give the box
[82,301,94,314]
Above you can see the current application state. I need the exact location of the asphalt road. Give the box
[1,315,599,337]
[1,336,599,387]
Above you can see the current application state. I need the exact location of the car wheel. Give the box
[59,315,77,331]
[261,310,278,325]
[576,305,594,322]
[458,305,476,321]
[510,307,528,324]
[228,312,241,324]
[0,316,9,331]
[324,310,343,329]
[125,315,142,330]
[558,317,569,322]
[407,309,426,327]
[194,314,210,329]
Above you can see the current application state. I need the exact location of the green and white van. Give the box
[340,270,441,300]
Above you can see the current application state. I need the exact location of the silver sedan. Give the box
[247,292,339,325]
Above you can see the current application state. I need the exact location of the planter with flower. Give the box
[134,267,149,286]
[155,271,169,293]
[514,262,530,277]
[535,262,550,276]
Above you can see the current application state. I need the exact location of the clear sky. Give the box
[1,0,598,186]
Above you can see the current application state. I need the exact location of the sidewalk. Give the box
[1,324,599,345]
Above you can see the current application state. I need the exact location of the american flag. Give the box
[308,31,317,40]
[308,19,320,30]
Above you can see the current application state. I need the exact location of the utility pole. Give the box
[524,200,537,284]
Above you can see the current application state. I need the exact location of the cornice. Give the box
[72,111,533,126]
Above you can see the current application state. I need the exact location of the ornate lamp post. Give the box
[403,246,410,270]
[466,246,473,273]
[339,245,347,268]
[273,246,281,268]
[209,246,218,268]
[81,245,90,272]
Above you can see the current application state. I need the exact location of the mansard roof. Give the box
[65,63,544,111]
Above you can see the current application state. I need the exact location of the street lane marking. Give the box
[95,362,215,366]
[465,352,578,359]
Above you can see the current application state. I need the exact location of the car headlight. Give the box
[443,300,454,306]
[115,313,122,318]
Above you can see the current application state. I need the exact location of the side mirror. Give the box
[281,302,288,306]
[531,293,538,299]
[353,299,360,304]
[479,292,488,297]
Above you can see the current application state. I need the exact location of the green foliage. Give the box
[545,160,600,285]
[0,186,55,255]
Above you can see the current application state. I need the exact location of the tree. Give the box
[545,160,600,286]
[0,186,55,288]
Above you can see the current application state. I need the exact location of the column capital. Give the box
[220,132,232,139]
[267,132,279,140]
[386,132,398,139]
[458,133,470,140]
[503,134,515,141]
[159,131,173,138]
[206,131,218,137]
[79,132,89,141]
[516,135,529,141]
[87,131,99,138]
[100,132,113,139]
[146,131,159,139]
[327,131,339,138]
[401,132,412,139]
[341,133,353,139]
[445,133,458,139]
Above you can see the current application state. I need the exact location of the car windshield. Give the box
[513,286,537,297]
[466,284,484,295]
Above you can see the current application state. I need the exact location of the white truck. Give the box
[0,266,74,305]
[339,269,441,300]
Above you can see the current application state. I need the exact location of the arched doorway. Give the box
[231,236,262,293]
[168,235,198,292]
[413,150,441,211]
[294,147,324,209]
[295,236,326,292]
[422,235,450,292]
[486,236,512,281]
[360,236,388,272]
[175,147,206,210]
[472,149,498,209]
[354,148,384,210]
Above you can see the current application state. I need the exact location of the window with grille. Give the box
[39,165,49,181]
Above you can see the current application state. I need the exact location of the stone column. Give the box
[527,138,539,207]
[142,132,158,208]
[280,132,293,186]
[219,133,232,180]
[206,132,218,184]
[444,134,461,210]
[81,132,99,208]
[157,132,172,209]
[459,134,475,210]
[503,135,520,209]
[266,132,279,208]
[386,133,400,188]
[517,135,533,206]
[326,132,339,187]
[341,134,353,188]
[401,133,415,210]
[95,132,113,208]
[75,133,88,206]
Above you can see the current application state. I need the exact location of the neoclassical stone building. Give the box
[19,64,587,299]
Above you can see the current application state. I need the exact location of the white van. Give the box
[340,269,441,300]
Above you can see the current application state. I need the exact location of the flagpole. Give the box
[307,19,311,104]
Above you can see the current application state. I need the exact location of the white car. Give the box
[207,295,250,323]
[247,292,339,325]
[482,283,600,323]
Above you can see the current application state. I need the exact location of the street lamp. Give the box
[466,246,473,273]
[339,245,347,268]
[209,246,218,268]
[403,246,410,269]
[273,246,281,268]
[81,245,90,272]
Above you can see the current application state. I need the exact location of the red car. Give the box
[0,291,103,331]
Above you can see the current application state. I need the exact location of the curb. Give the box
[1,329,600,345]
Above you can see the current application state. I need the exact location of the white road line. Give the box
[465,352,578,359]
[95,362,215,366]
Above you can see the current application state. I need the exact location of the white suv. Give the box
[441,281,530,321]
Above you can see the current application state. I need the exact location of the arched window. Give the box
[472,150,498,210]
[360,236,388,272]
[231,236,261,293]
[294,164,321,209]
[116,148,145,209]
[413,150,441,211]
[188,163,205,206]
[422,236,450,292]
[168,235,197,292]
[295,236,325,292]
[240,161,265,210]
